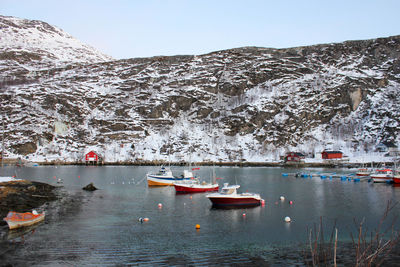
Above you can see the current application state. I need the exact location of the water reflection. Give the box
[1,165,400,265]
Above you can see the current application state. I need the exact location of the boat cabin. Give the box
[220,183,239,195]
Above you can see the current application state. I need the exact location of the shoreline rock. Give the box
[82,183,98,191]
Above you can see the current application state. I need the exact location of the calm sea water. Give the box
[1,165,399,266]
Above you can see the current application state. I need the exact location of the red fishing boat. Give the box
[174,167,219,193]
[393,172,400,184]
[206,183,263,207]
[174,179,219,193]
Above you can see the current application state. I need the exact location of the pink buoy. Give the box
[242,213,246,217]
[158,203,162,208]
[289,201,293,205]
[261,199,266,206]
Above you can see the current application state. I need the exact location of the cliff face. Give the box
[1,15,399,163]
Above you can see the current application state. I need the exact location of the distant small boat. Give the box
[393,169,400,184]
[370,169,393,183]
[3,210,45,230]
[356,168,371,176]
[206,183,263,207]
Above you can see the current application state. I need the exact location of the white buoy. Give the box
[280,196,285,201]
[284,216,291,223]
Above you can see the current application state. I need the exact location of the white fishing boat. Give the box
[206,183,263,207]
[370,169,393,183]
[146,166,191,186]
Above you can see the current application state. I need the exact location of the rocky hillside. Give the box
[0,15,399,163]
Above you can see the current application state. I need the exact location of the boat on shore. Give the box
[3,210,45,230]
[370,169,393,183]
[206,183,263,207]
[146,166,191,186]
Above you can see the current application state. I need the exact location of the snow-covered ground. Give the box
[0,176,19,183]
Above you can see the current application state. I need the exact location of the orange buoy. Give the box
[143,218,149,222]
[195,224,200,229]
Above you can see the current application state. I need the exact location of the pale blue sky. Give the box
[1,0,399,59]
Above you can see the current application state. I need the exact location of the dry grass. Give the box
[304,201,400,266]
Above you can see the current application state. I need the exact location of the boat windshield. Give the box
[221,188,236,194]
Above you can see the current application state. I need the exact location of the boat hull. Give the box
[4,212,45,230]
[392,177,400,184]
[147,175,190,186]
[207,196,261,207]
[371,177,392,183]
[174,183,219,193]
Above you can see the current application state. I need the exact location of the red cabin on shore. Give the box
[321,151,343,159]
[85,151,100,164]
[284,152,305,162]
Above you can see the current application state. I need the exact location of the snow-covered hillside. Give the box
[0,15,399,163]
[0,15,112,77]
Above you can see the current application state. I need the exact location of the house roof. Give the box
[322,151,343,154]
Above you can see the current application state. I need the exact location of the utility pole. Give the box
[1,117,4,168]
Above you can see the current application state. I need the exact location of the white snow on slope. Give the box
[0,15,113,65]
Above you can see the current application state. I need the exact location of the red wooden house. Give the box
[85,151,101,164]
[284,152,305,162]
[321,151,343,159]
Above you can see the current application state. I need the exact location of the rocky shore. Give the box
[0,180,58,226]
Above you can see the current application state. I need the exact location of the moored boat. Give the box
[370,169,393,183]
[146,166,191,186]
[206,183,263,207]
[174,179,219,193]
[3,210,45,230]
[356,168,371,176]
[174,167,219,193]
[393,169,400,184]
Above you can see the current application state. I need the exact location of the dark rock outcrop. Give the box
[82,183,98,191]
